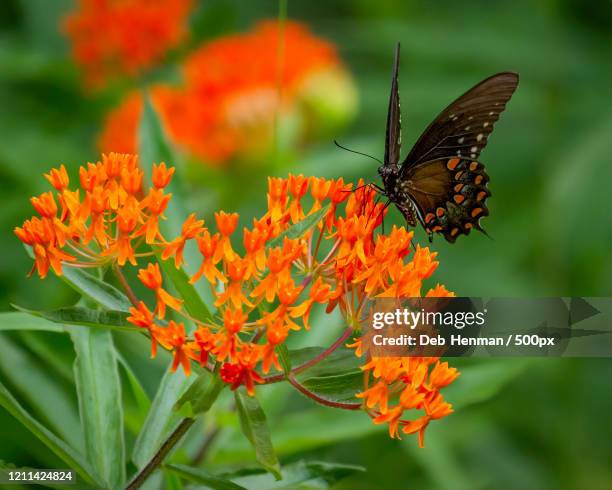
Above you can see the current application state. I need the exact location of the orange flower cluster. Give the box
[357,356,459,446]
[63,0,193,87]
[16,154,459,445]
[14,153,177,278]
[99,20,352,164]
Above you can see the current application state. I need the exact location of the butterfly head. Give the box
[377,163,398,179]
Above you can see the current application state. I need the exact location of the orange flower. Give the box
[99,20,355,164]
[162,213,205,267]
[137,263,183,318]
[63,0,193,88]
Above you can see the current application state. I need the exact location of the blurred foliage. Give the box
[0,0,611,489]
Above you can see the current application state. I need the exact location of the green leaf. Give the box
[157,255,214,323]
[267,205,330,249]
[117,354,151,434]
[300,372,363,404]
[0,381,99,487]
[132,367,192,468]
[234,389,281,480]
[0,336,81,449]
[275,344,291,375]
[294,346,363,403]
[230,461,364,490]
[69,327,125,489]
[61,268,132,312]
[0,312,63,332]
[291,346,360,378]
[166,464,247,490]
[139,94,174,176]
[13,305,137,332]
[139,95,215,320]
[175,371,224,415]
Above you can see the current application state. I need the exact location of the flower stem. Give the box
[125,417,195,490]
[113,263,139,307]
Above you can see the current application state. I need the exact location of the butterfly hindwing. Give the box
[401,72,518,170]
[403,157,490,243]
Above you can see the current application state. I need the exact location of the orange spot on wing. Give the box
[464,222,473,229]
[471,207,483,218]
[453,195,465,204]
[455,171,464,180]
[450,227,459,237]
[432,225,443,232]
[425,213,435,224]
[474,175,484,185]
[436,207,445,217]
[469,162,479,171]
[454,184,464,192]
[447,158,461,170]
[477,191,487,201]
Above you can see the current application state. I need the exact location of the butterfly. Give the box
[377,43,518,242]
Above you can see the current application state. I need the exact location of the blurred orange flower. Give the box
[63,0,193,88]
[99,20,356,165]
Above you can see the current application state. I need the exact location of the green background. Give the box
[0,0,611,489]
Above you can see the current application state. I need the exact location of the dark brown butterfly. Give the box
[378,43,518,242]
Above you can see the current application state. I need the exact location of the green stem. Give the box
[125,376,224,489]
[125,417,195,490]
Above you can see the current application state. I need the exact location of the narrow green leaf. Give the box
[69,327,125,488]
[291,346,360,378]
[166,464,247,490]
[139,95,216,320]
[231,461,364,490]
[132,367,192,468]
[61,268,131,312]
[234,389,281,480]
[174,370,224,415]
[0,381,99,487]
[267,205,330,249]
[0,336,81,449]
[157,255,214,323]
[275,344,291,375]
[300,372,363,404]
[13,305,137,332]
[139,94,173,175]
[292,346,362,404]
[0,312,63,332]
[164,470,185,490]
[117,354,151,434]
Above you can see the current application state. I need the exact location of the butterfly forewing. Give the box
[384,43,402,166]
[402,72,519,169]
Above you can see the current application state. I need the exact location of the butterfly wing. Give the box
[402,72,519,167]
[399,72,518,242]
[384,43,402,166]
[403,157,491,242]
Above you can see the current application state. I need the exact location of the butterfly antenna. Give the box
[334,140,383,165]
